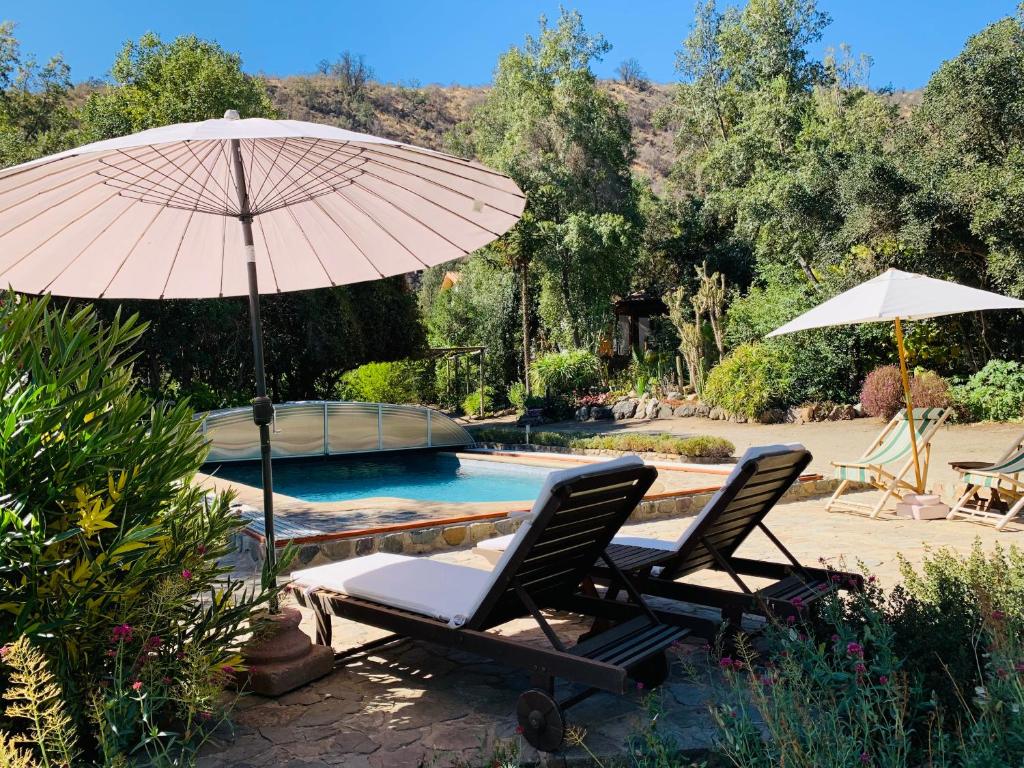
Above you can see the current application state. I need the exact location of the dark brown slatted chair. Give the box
[289,456,688,752]
[598,445,863,626]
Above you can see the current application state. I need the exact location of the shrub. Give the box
[461,387,495,417]
[469,428,735,459]
[337,359,423,403]
[529,349,602,399]
[712,543,1024,767]
[953,359,1024,421]
[703,343,794,419]
[0,296,285,763]
[859,365,953,420]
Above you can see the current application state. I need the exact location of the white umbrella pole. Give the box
[894,317,923,492]
[229,133,279,613]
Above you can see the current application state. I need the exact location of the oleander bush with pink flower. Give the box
[711,543,1024,767]
[0,295,290,765]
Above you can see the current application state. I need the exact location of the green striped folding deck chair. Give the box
[947,432,1024,530]
[827,407,950,518]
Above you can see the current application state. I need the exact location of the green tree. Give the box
[79,32,275,138]
[453,9,639,352]
[0,21,77,166]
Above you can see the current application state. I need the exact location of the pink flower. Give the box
[144,636,162,651]
[854,663,866,674]
[161,676,172,685]
[791,597,803,608]
[197,544,207,555]
[515,725,524,735]
[221,665,235,675]
[198,711,212,721]
[867,575,876,583]
[636,681,645,690]
[131,680,143,691]
[719,656,734,670]
[997,668,1009,680]
[786,615,796,625]
[111,624,133,643]
[831,634,840,642]
[0,645,9,660]
[732,659,744,671]
[181,569,193,581]
[991,609,1005,621]
[860,752,871,765]
[847,642,864,657]
[878,675,889,685]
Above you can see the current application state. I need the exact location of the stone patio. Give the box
[203,490,1021,768]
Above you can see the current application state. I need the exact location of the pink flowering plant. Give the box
[709,546,1024,767]
[0,297,293,764]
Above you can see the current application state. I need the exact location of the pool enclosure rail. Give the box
[198,401,474,463]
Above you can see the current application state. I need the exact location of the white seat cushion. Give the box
[292,553,494,626]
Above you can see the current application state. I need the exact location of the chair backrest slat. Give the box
[862,408,948,466]
[660,445,811,581]
[466,460,656,629]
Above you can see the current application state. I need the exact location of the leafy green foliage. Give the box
[0,296,286,761]
[702,343,793,418]
[337,360,423,404]
[712,543,1024,767]
[953,359,1024,422]
[461,387,495,417]
[470,428,735,459]
[528,349,602,399]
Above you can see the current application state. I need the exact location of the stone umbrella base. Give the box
[238,608,334,696]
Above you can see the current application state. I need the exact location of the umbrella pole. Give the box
[230,136,279,613]
[894,317,923,492]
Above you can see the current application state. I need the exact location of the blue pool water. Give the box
[208,453,549,503]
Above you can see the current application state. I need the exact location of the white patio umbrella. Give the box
[768,268,1024,492]
[0,111,525,609]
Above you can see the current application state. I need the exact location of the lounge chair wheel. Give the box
[516,689,564,752]
[631,651,669,688]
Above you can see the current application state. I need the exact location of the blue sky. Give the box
[9,1,1019,90]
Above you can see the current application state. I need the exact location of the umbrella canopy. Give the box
[767,269,1024,336]
[0,116,525,298]
[768,268,1024,495]
[0,112,525,612]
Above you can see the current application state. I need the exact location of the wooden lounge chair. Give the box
[289,456,688,752]
[477,445,862,629]
[946,431,1024,530]
[827,407,950,518]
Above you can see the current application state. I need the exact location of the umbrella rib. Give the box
[159,208,198,299]
[182,139,233,212]
[354,144,525,200]
[250,135,290,208]
[282,205,336,287]
[343,180,471,256]
[292,141,524,218]
[252,215,281,292]
[0,153,100,202]
[375,141,521,184]
[334,188,432,270]
[252,139,367,212]
[106,143,227,213]
[308,195,386,279]
[0,187,124,285]
[151,141,231,209]
[99,143,228,214]
[252,138,325,214]
[98,205,168,298]
[98,142,225,298]
[42,196,141,293]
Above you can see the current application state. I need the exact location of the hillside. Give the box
[266,75,677,190]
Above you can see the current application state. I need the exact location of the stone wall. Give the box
[235,475,844,572]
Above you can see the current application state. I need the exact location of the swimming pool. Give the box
[207,452,550,503]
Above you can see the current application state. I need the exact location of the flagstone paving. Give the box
[203,491,1021,768]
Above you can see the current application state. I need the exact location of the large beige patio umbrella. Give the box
[768,268,1024,492]
[0,112,525,608]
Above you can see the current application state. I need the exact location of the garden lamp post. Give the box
[769,269,1024,492]
[0,111,525,611]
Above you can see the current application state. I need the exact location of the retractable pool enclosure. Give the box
[199,401,474,463]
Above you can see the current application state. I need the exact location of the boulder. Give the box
[730,413,748,423]
[674,404,696,418]
[575,406,591,421]
[709,406,727,421]
[756,408,786,424]
[786,405,814,424]
[644,400,659,420]
[612,399,638,420]
[590,406,614,421]
[695,403,711,418]
[657,403,675,419]
[666,391,683,401]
